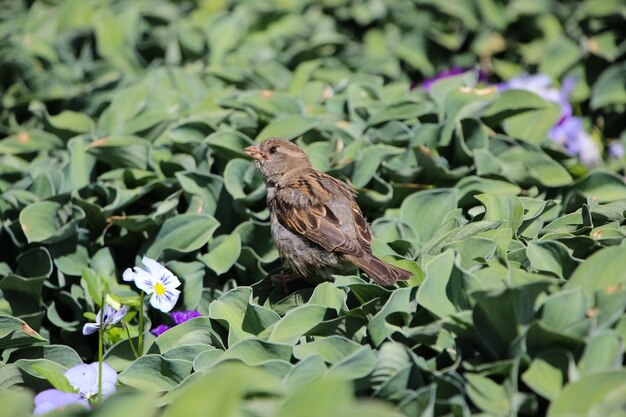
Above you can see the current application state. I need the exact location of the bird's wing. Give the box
[273,171,368,255]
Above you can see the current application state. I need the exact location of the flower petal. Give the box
[150,324,171,336]
[170,310,201,325]
[110,306,127,325]
[64,364,97,397]
[149,288,180,313]
[160,271,181,289]
[34,389,88,415]
[82,323,99,336]
[122,267,136,282]
[123,267,154,293]
[92,362,118,387]
[141,256,168,277]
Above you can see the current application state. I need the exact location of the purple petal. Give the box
[421,67,467,91]
[64,362,117,399]
[169,310,201,325]
[609,142,624,159]
[110,306,127,325]
[560,76,578,102]
[64,364,97,397]
[82,323,99,336]
[151,324,171,336]
[550,116,600,166]
[33,389,89,414]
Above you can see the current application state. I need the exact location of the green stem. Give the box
[123,324,139,358]
[98,293,104,403]
[138,291,144,356]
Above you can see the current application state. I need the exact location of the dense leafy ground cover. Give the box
[1,0,626,416]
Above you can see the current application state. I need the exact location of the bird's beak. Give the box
[244,144,263,161]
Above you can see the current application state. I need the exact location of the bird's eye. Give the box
[269,146,278,154]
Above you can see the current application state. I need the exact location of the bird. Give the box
[244,137,412,286]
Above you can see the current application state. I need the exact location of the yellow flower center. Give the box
[154,282,166,296]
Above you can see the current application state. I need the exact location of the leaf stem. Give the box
[98,293,104,403]
[138,291,145,356]
[123,323,139,358]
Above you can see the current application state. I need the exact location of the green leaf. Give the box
[162,362,280,417]
[577,332,623,376]
[522,351,569,400]
[566,246,626,296]
[368,288,416,346]
[0,315,47,349]
[29,360,74,392]
[294,335,363,364]
[255,116,319,142]
[18,201,60,244]
[400,189,458,243]
[149,317,224,354]
[567,170,626,202]
[0,389,33,417]
[0,130,63,155]
[548,371,626,417]
[267,305,329,345]
[220,339,293,365]
[527,240,579,279]
[591,63,626,109]
[417,250,481,318]
[201,234,241,275]
[118,354,193,392]
[47,110,94,133]
[475,194,524,236]
[540,288,588,335]
[472,283,549,360]
[466,373,510,415]
[144,214,220,259]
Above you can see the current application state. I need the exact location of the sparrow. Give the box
[244,137,412,286]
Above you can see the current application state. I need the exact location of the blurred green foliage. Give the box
[1,0,626,416]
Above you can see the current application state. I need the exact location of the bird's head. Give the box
[244,138,311,183]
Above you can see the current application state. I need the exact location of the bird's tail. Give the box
[345,253,412,285]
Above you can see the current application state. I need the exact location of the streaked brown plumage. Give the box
[244,137,411,286]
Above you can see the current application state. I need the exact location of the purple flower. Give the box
[421,67,466,91]
[150,310,201,336]
[33,362,117,414]
[499,73,574,122]
[170,310,201,325]
[500,73,601,166]
[550,117,600,166]
[608,142,624,159]
[34,390,89,414]
[83,305,127,336]
[150,324,171,336]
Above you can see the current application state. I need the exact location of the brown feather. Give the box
[250,137,412,286]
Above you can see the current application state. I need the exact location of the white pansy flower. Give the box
[123,256,181,313]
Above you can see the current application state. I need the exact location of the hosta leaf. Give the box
[202,233,241,275]
[255,115,319,142]
[548,371,626,417]
[0,315,47,349]
[144,214,219,259]
[400,189,458,244]
[118,355,193,392]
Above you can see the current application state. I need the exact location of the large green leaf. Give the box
[144,214,220,258]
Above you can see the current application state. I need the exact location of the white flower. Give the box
[64,362,118,400]
[123,256,181,313]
